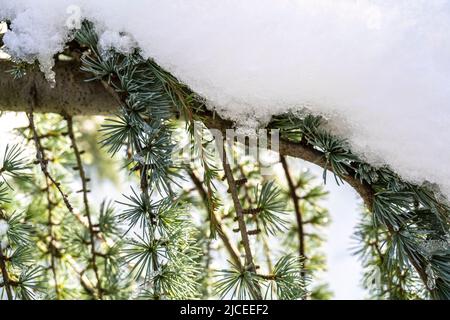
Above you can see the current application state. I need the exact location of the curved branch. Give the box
[0,59,374,208]
[200,109,375,207]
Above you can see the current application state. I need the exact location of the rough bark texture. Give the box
[0,60,116,115]
[0,58,373,207]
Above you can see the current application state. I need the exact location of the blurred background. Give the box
[0,112,366,299]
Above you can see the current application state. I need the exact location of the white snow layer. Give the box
[1,0,450,197]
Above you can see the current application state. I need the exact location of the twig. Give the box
[201,111,375,209]
[235,164,273,275]
[27,98,74,216]
[35,235,97,297]
[280,156,306,271]
[217,140,262,300]
[28,90,104,298]
[130,126,161,296]
[44,175,60,299]
[187,169,243,269]
[66,115,103,299]
[280,155,308,299]
[0,245,13,300]
[27,90,70,298]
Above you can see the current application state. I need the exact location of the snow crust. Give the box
[1,0,450,196]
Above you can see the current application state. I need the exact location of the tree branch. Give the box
[28,102,75,215]
[0,59,116,115]
[44,172,60,299]
[219,141,257,273]
[66,115,103,299]
[0,245,13,300]
[0,59,374,208]
[280,155,307,282]
[201,112,374,207]
[187,169,243,270]
[217,140,263,300]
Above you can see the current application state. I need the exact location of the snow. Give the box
[98,30,136,56]
[0,219,8,237]
[0,240,7,250]
[1,0,450,197]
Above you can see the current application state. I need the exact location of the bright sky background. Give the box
[319,170,366,299]
[0,113,367,299]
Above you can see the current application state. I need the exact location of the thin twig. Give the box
[28,90,103,298]
[0,245,13,300]
[44,175,60,299]
[280,155,309,300]
[66,115,103,299]
[217,140,262,300]
[187,169,243,269]
[35,238,96,297]
[27,91,70,298]
[130,124,161,297]
[280,156,306,269]
[27,108,74,215]
[236,164,273,274]
[201,111,375,209]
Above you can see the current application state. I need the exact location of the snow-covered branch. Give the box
[0,58,375,207]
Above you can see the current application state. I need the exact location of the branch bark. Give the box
[0,60,116,115]
[187,169,243,270]
[0,58,374,208]
[280,156,306,276]
[66,116,103,299]
[219,141,263,300]
[0,245,13,300]
[219,141,257,272]
[201,111,374,208]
